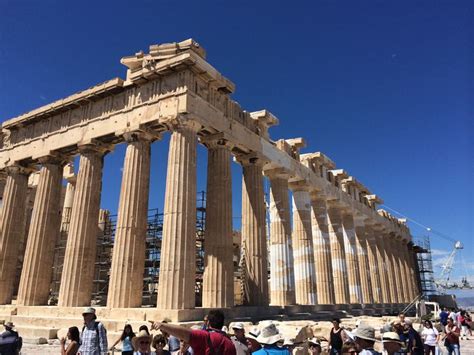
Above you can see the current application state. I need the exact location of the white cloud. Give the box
[431,249,450,257]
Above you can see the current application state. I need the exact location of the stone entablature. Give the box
[0,39,418,310]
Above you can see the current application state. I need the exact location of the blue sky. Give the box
[1,1,472,288]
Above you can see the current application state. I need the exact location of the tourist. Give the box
[230,322,250,355]
[0,321,21,355]
[397,313,406,327]
[110,324,136,355]
[340,341,357,355]
[421,320,439,355]
[159,320,180,352]
[253,323,289,355]
[307,337,322,354]
[443,318,460,355]
[353,324,381,355]
[459,310,470,340]
[132,329,155,355]
[328,318,345,354]
[439,307,449,331]
[151,309,236,355]
[60,326,80,355]
[247,327,262,353]
[171,339,193,355]
[282,338,295,353]
[78,307,108,355]
[404,319,423,355]
[140,325,151,335]
[152,334,171,355]
[391,321,407,351]
[381,332,403,355]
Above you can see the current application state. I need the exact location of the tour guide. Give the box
[151,310,236,355]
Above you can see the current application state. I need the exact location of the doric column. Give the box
[17,157,64,305]
[365,225,382,304]
[401,242,414,302]
[202,138,234,308]
[341,212,362,304]
[107,131,153,308]
[393,238,409,303]
[0,166,32,304]
[157,121,199,309]
[382,232,398,304]
[267,172,295,306]
[58,144,107,307]
[406,244,419,298]
[310,193,335,305]
[291,186,317,305]
[240,156,268,306]
[327,203,349,305]
[354,217,374,305]
[386,235,402,304]
[373,227,392,304]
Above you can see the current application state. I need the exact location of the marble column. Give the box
[240,158,268,306]
[374,229,392,304]
[202,139,234,308]
[407,245,419,298]
[157,122,198,309]
[291,187,317,305]
[327,204,349,305]
[387,236,402,304]
[341,212,362,304]
[107,132,152,308]
[310,193,335,305]
[17,157,64,305]
[382,233,398,304]
[365,225,382,304]
[268,174,295,306]
[393,238,409,303]
[354,217,374,305]
[58,144,106,307]
[0,166,32,304]
[401,243,414,302]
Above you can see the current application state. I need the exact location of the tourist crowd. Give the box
[0,307,471,355]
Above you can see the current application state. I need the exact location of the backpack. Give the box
[16,336,23,353]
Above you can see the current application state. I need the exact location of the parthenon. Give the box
[0,39,421,324]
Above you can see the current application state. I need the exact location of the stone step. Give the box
[15,325,59,339]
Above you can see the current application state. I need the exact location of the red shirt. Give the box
[189,329,236,355]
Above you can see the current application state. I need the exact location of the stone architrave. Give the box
[310,193,335,305]
[202,138,234,308]
[341,212,363,304]
[374,229,392,304]
[240,157,268,306]
[327,203,350,305]
[107,131,153,308]
[267,173,295,306]
[354,216,374,305]
[291,187,317,305]
[157,121,199,310]
[0,166,32,304]
[58,144,107,307]
[365,225,382,304]
[17,157,64,305]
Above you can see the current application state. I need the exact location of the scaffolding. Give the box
[414,235,436,296]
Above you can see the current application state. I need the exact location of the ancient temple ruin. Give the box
[0,39,421,329]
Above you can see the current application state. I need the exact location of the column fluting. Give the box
[267,174,295,306]
[291,188,317,305]
[58,145,106,307]
[157,122,198,309]
[365,225,382,304]
[17,157,64,305]
[327,204,350,305]
[374,229,392,304]
[241,158,268,306]
[107,132,152,308]
[0,166,31,304]
[310,194,335,305]
[341,212,363,304]
[354,217,374,305]
[202,140,234,308]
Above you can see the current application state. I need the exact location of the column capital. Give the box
[77,141,113,156]
[121,129,159,143]
[235,152,268,167]
[264,167,291,180]
[200,132,234,150]
[5,164,36,176]
[37,153,69,166]
[288,179,311,192]
[166,116,201,133]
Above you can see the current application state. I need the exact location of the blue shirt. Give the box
[122,336,133,351]
[253,345,290,355]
